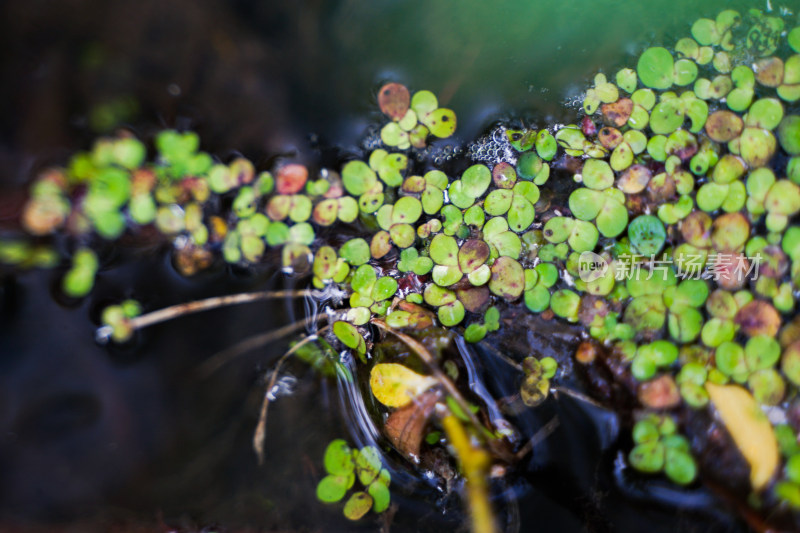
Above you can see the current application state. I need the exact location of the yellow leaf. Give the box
[369,363,439,408]
[705,382,779,490]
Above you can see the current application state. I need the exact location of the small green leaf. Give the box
[368,480,391,513]
[324,439,355,475]
[316,474,353,503]
[343,491,373,520]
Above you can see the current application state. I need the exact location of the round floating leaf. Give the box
[424,283,456,306]
[378,83,410,121]
[324,439,355,476]
[628,215,666,256]
[716,341,747,379]
[550,290,580,321]
[317,474,352,503]
[673,59,698,86]
[710,212,749,253]
[507,194,535,232]
[411,90,438,116]
[664,448,697,485]
[461,165,491,198]
[343,492,373,521]
[339,238,370,265]
[692,18,719,46]
[569,220,599,252]
[380,123,408,147]
[492,162,517,189]
[355,446,382,486]
[650,99,684,134]
[488,257,525,300]
[370,231,392,259]
[342,161,377,196]
[536,130,558,160]
[389,223,415,248]
[275,164,308,195]
[746,98,784,130]
[739,127,776,168]
[629,441,665,473]
[447,180,474,209]
[745,335,780,371]
[333,321,366,356]
[458,239,490,273]
[422,185,444,215]
[582,159,614,190]
[748,369,785,406]
[569,188,604,221]
[616,68,638,93]
[430,234,459,266]
[617,164,651,194]
[483,189,513,216]
[368,480,391,513]
[370,363,439,408]
[438,300,465,326]
[596,198,628,238]
[372,276,398,302]
[520,374,549,406]
[705,110,743,142]
[392,196,422,225]
[425,108,457,138]
[517,152,543,180]
[778,115,800,155]
[637,47,674,90]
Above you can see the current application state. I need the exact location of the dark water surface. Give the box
[0,0,779,530]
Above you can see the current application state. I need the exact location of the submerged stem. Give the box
[252,326,331,465]
[195,314,328,379]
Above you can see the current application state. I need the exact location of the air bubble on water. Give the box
[361,126,383,151]
[467,124,517,166]
[95,325,112,344]
[312,284,347,306]
[267,374,297,401]
[173,235,189,249]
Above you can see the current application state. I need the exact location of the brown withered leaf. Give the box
[601,98,633,127]
[384,390,440,457]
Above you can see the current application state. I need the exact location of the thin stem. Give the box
[252,326,331,465]
[129,289,314,331]
[370,319,488,440]
[439,408,497,533]
[515,415,559,460]
[194,314,329,379]
[476,341,523,373]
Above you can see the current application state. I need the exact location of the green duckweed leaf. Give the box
[637,47,674,89]
[333,321,366,357]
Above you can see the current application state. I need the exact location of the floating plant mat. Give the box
[5,6,800,533]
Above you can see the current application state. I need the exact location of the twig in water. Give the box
[515,415,560,460]
[252,326,331,465]
[129,289,314,331]
[194,314,328,379]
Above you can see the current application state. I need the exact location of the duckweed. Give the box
[15,8,800,520]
